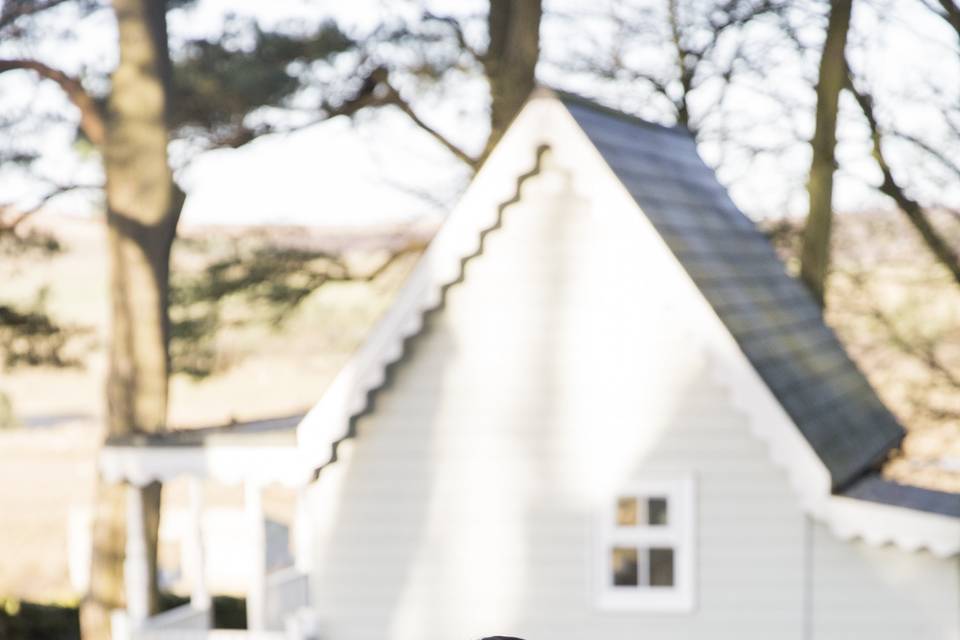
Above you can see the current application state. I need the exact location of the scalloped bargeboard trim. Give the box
[297,142,551,478]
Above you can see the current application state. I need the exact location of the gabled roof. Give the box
[557,92,905,492]
[296,88,958,555]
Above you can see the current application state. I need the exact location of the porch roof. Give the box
[100,415,313,488]
[105,414,301,448]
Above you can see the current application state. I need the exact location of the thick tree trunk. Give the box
[481,0,541,161]
[799,0,853,306]
[80,1,180,637]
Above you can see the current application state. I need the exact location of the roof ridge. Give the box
[547,86,691,138]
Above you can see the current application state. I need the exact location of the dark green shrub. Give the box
[0,600,80,640]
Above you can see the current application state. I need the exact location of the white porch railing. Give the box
[107,476,316,640]
[114,607,290,640]
[201,632,286,640]
[142,604,210,632]
[132,630,285,640]
[136,604,208,639]
[265,566,310,631]
[111,603,210,640]
[112,567,313,640]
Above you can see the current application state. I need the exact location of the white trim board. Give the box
[100,445,314,488]
[595,475,697,613]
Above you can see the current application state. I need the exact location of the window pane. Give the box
[612,546,639,586]
[647,497,668,525]
[649,547,674,587]
[616,497,638,526]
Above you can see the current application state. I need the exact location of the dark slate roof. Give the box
[843,473,960,518]
[557,91,905,492]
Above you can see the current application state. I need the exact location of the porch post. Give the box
[294,484,313,573]
[184,477,211,612]
[245,480,267,631]
[124,484,150,626]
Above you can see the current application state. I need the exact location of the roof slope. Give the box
[557,93,904,491]
[843,472,960,519]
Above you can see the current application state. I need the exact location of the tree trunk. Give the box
[799,0,853,306]
[481,0,541,161]
[80,1,180,637]
[667,0,694,129]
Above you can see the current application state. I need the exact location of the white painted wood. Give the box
[100,446,313,488]
[811,522,960,639]
[307,157,808,640]
[293,486,312,573]
[594,475,696,612]
[185,478,211,611]
[110,609,132,640]
[156,505,294,597]
[264,566,310,630]
[129,631,285,640]
[295,95,555,474]
[124,485,150,626]
[132,602,210,639]
[68,505,92,594]
[827,493,960,558]
[245,482,267,632]
[205,632,286,640]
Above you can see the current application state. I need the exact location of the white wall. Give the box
[811,523,960,639]
[307,156,818,640]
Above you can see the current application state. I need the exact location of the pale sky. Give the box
[0,0,957,228]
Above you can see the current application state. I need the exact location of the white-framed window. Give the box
[595,474,696,612]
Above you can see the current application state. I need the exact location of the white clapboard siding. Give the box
[307,158,810,640]
[811,523,960,640]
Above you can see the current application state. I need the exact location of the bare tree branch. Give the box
[932,0,960,36]
[845,66,960,286]
[863,295,960,388]
[0,58,105,146]
[317,66,479,170]
[380,84,479,170]
[272,67,480,170]
[329,244,426,283]
[423,11,482,61]
[892,131,960,182]
[0,0,72,31]
[0,182,102,232]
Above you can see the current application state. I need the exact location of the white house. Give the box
[101,88,960,640]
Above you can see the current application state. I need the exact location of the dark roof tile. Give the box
[841,474,960,518]
[560,93,906,490]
